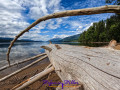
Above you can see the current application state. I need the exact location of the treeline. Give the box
[78,15,120,42]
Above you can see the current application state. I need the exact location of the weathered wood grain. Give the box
[45,44,120,90]
[14,66,55,90]
[0,53,46,71]
[0,55,47,82]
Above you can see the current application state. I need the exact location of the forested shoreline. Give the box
[78,15,120,42]
[78,0,120,43]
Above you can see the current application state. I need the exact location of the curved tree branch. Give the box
[7,5,120,66]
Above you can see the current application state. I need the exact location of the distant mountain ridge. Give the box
[0,37,42,42]
[1,34,80,42]
[59,34,80,42]
[48,38,62,42]
[49,34,80,42]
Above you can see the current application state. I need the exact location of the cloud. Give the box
[0,0,64,41]
[75,23,93,34]
[0,0,29,38]
[26,0,64,31]
[47,19,63,29]
[16,0,64,19]
[0,0,114,41]
[73,0,108,9]
[53,34,69,39]
[42,31,49,33]
[20,32,50,41]
[58,20,93,34]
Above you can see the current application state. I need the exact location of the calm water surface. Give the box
[0,42,107,68]
[0,42,49,68]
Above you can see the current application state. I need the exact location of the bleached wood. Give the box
[45,63,52,70]
[45,44,120,90]
[0,55,47,82]
[6,5,120,65]
[55,44,61,49]
[15,66,54,90]
[58,48,120,78]
[0,53,46,71]
[108,39,117,49]
[11,63,52,90]
[41,46,52,52]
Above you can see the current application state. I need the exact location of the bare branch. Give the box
[7,5,120,66]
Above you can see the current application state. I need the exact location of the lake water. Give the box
[0,42,107,68]
[0,42,49,68]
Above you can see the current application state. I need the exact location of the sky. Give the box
[0,0,114,41]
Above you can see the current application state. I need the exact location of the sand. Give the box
[0,57,61,90]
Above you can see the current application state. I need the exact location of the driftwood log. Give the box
[0,53,46,71]
[6,5,120,65]
[0,55,47,82]
[11,63,53,90]
[15,66,54,90]
[108,39,117,49]
[45,44,120,90]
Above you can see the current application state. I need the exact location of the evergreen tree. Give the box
[78,15,120,42]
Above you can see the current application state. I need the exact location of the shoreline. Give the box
[0,43,120,89]
[0,57,61,90]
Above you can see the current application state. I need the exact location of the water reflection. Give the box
[0,42,49,68]
[0,42,108,68]
[52,42,108,47]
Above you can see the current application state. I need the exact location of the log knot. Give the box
[55,44,61,49]
[41,46,52,52]
[108,39,117,49]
